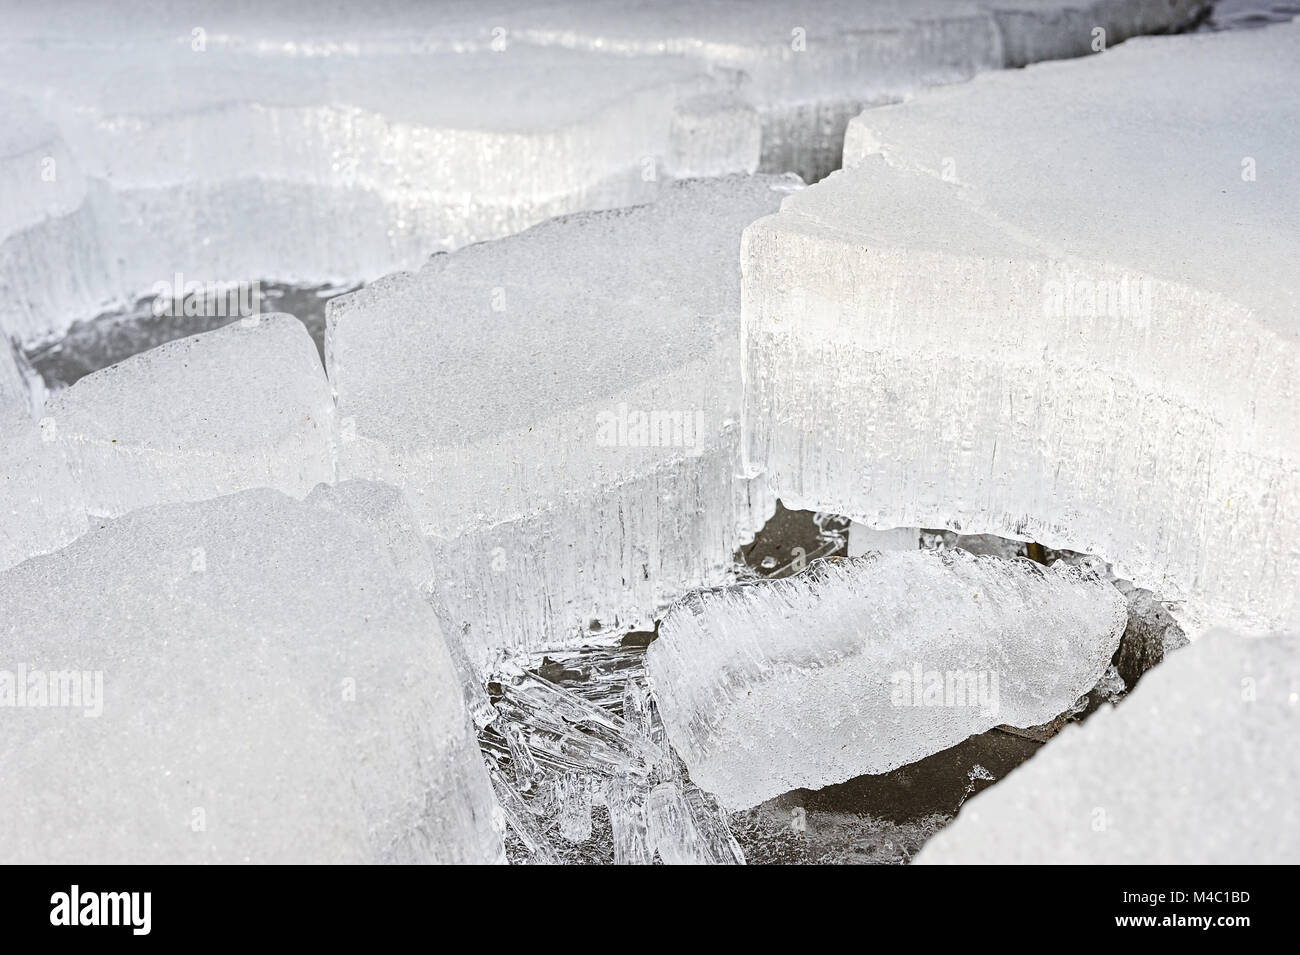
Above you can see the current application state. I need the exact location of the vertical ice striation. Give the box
[0,488,503,864]
[43,313,336,520]
[647,549,1127,809]
[328,175,793,664]
[917,629,1300,864]
[646,781,746,865]
[0,90,115,345]
[608,778,654,865]
[744,23,1300,636]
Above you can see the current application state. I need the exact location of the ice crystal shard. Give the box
[646,782,746,865]
[647,549,1127,809]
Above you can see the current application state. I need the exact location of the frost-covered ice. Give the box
[329,175,791,663]
[0,488,503,864]
[0,0,1204,344]
[917,629,1300,864]
[647,549,1126,809]
[44,314,336,520]
[744,23,1300,636]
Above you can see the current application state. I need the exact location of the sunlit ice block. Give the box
[745,25,1300,636]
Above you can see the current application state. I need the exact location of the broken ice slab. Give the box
[305,479,493,727]
[916,628,1300,864]
[0,90,113,346]
[0,37,736,344]
[0,488,503,864]
[744,23,1300,636]
[43,313,336,520]
[0,2,1204,345]
[647,549,1126,809]
[329,175,792,663]
[506,0,1207,182]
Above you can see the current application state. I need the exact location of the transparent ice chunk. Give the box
[648,549,1127,808]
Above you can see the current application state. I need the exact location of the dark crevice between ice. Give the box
[23,281,349,391]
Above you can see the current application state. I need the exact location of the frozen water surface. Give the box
[0,0,1288,867]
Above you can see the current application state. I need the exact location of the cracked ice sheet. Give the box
[41,313,336,522]
[646,549,1126,810]
[0,1,1205,345]
[744,23,1300,638]
[916,628,1300,864]
[328,175,792,665]
[0,42,731,345]
[0,487,503,864]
